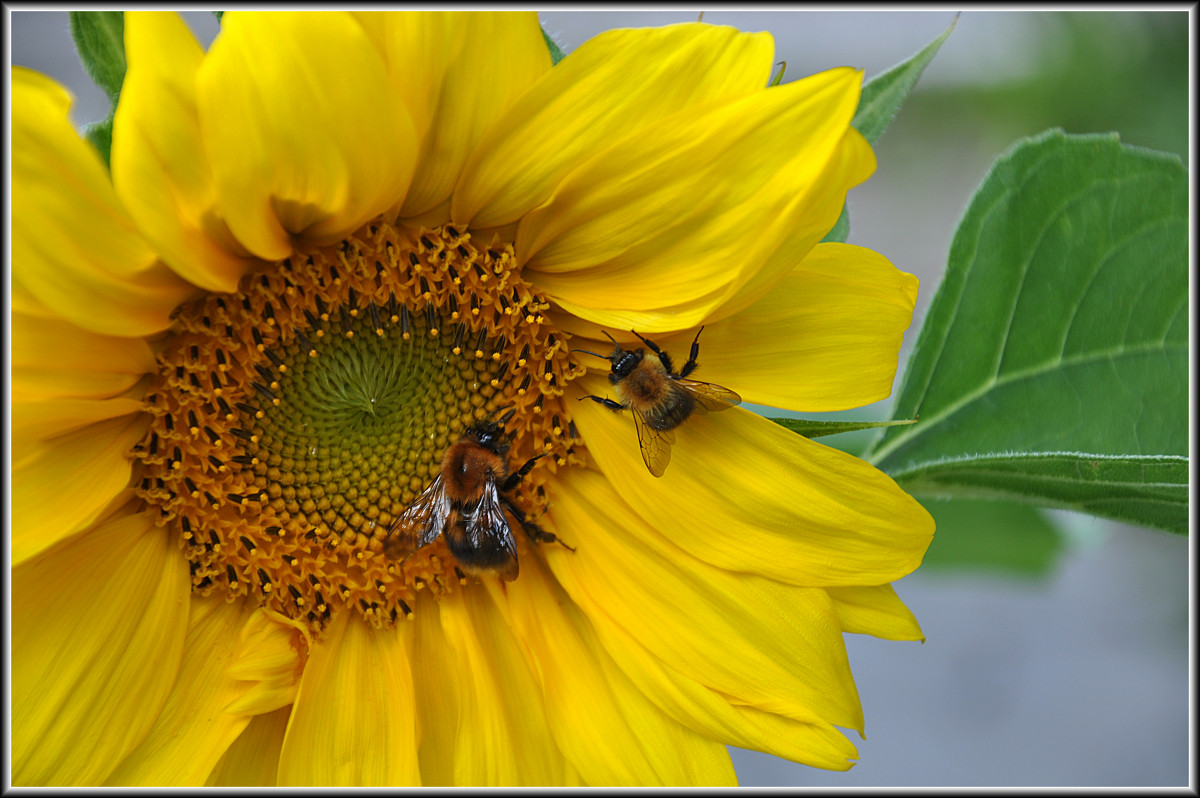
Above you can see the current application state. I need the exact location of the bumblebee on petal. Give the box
[577,327,741,477]
[384,409,574,581]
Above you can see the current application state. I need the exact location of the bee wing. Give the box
[399,475,452,548]
[632,408,675,478]
[675,378,742,413]
[456,480,519,581]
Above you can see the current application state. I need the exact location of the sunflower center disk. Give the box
[133,222,583,631]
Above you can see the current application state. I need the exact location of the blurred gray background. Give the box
[10,9,1190,788]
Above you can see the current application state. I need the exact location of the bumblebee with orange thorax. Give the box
[384,410,573,581]
[577,327,741,477]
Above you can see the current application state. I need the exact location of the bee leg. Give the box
[630,329,675,374]
[506,500,576,553]
[579,394,625,412]
[676,326,706,378]
[502,453,546,493]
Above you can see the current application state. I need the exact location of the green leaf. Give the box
[213,11,224,24]
[918,498,1064,576]
[69,11,126,105]
[851,13,958,146]
[899,454,1189,534]
[868,130,1189,534]
[84,117,115,167]
[542,27,565,66]
[823,14,957,244]
[69,11,125,169]
[771,417,916,439]
[769,61,786,88]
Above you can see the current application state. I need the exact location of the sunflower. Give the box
[11,10,934,787]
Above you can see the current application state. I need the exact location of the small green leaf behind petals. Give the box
[213,11,224,25]
[69,11,126,169]
[867,131,1189,535]
[769,61,786,87]
[771,417,916,439]
[70,11,125,104]
[823,14,957,244]
[84,119,115,168]
[851,13,958,146]
[542,27,565,65]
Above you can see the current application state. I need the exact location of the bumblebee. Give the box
[577,327,740,477]
[383,411,571,581]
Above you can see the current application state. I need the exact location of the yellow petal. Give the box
[404,593,458,786]
[453,23,773,229]
[224,608,310,716]
[11,311,156,402]
[12,68,197,336]
[104,596,261,785]
[12,414,149,566]
[196,11,417,260]
[485,556,736,786]
[827,584,925,641]
[12,507,190,786]
[360,12,550,218]
[519,72,871,332]
[590,613,861,770]
[11,310,153,448]
[206,706,292,787]
[13,396,145,447]
[11,278,60,322]
[277,611,420,785]
[368,11,544,145]
[520,67,858,268]
[595,242,918,411]
[433,588,574,785]
[546,468,864,733]
[113,12,257,293]
[571,379,933,585]
[698,127,875,325]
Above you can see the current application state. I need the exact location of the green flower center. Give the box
[133,220,583,631]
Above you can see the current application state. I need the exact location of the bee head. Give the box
[462,415,513,456]
[572,330,644,381]
[606,347,643,381]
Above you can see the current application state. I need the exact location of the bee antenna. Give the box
[600,330,618,344]
[571,348,609,361]
[495,406,517,426]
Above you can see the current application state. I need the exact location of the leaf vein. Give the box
[871,341,1187,465]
